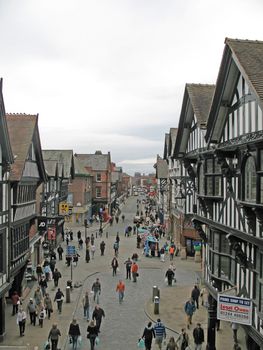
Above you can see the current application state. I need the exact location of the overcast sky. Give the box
[0,0,263,175]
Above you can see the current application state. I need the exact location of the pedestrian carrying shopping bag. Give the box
[137,338,145,349]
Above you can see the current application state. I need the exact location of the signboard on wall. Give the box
[59,202,69,215]
[47,227,56,240]
[217,294,252,325]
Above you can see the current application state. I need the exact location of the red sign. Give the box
[48,227,56,240]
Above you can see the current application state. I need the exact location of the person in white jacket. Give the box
[17,307,27,336]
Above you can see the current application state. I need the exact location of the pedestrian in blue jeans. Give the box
[87,320,99,350]
[68,319,81,350]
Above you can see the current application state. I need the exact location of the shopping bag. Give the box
[164,277,168,283]
[137,338,145,348]
[95,336,100,345]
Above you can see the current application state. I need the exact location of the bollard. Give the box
[106,231,108,238]
[152,286,160,302]
[96,232,97,238]
[154,296,159,314]
[66,286,71,303]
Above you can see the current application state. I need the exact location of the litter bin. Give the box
[67,280,72,289]
[154,296,159,314]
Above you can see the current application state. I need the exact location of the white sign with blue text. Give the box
[217,294,252,325]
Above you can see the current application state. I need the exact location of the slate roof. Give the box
[43,160,58,177]
[169,128,178,157]
[156,155,168,179]
[42,150,74,179]
[6,113,46,182]
[186,84,215,126]
[75,152,110,171]
[206,38,263,143]
[73,156,91,176]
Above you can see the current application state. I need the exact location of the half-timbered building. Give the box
[0,80,14,341]
[6,114,47,297]
[194,39,263,349]
[174,83,215,258]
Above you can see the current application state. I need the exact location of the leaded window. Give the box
[244,156,256,203]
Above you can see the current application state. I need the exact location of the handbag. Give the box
[95,336,100,345]
[87,334,90,339]
[136,272,139,277]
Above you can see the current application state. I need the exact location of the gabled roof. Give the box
[75,152,111,171]
[206,38,263,143]
[155,155,168,179]
[73,156,91,177]
[43,160,58,178]
[6,113,47,182]
[163,133,170,160]
[0,79,13,164]
[174,83,215,158]
[168,128,178,157]
[42,150,74,179]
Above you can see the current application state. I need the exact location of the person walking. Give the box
[39,275,48,297]
[116,279,125,303]
[38,305,46,328]
[124,257,132,279]
[113,241,119,257]
[154,318,166,349]
[193,323,204,350]
[176,328,190,350]
[142,321,155,350]
[115,215,119,224]
[36,264,43,282]
[68,318,81,350]
[100,241,106,256]
[91,244,96,259]
[184,299,196,329]
[33,286,43,309]
[91,278,101,304]
[166,336,177,350]
[87,320,99,350]
[111,257,119,276]
[27,298,37,326]
[11,291,20,315]
[121,214,125,222]
[17,307,27,337]
[131,261,139,282]
[191,285,201,309]
[92,305,105,331]
[78,237,84,250]
[53,268,62,287]
[48,323,61,350]
[44,293,53,319]
[82,291,90,321]
[86,245,90,263]
[54,288,64,314]
[169,246,175,261]
[165,268,175,286]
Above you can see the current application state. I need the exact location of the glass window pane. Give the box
[199,164,204,195]
[213,232,220,251]
[220,256,230,279]
[206,159,213,174]
[231,258,236,283]
[207,177,213,196]
[214,176,222,196]
[221,235,230,255]
[213,254,219,276]
[245,157,257,202]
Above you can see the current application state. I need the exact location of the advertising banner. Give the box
[59,202,69,215]
[217,294,252,325]
[47,227,56,240]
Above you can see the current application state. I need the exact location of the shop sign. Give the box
[217,294,252,325]
[59,202,69,215]
[38,218,47,231]
[47,227,56,240]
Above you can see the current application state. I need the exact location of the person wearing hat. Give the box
[27,298,37,326]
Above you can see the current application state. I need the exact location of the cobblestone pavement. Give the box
[1,196,246,349]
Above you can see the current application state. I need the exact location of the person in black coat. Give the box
[87,320,99,350]
[142,321,155,350]
[191,285,201,309]
[68,319,81,350]
[193,323,204,348]
[165,268,175,286]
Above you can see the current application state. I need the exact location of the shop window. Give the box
[244,156,256,202]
